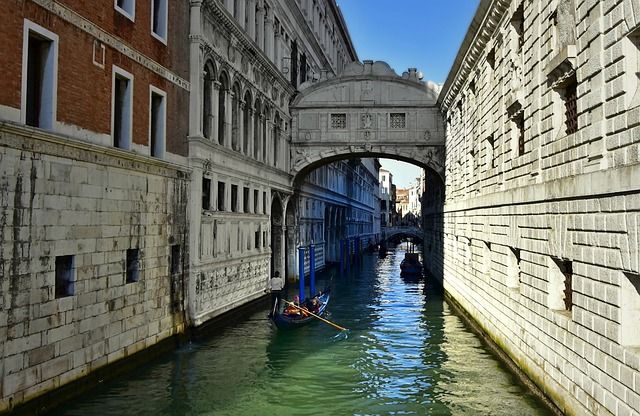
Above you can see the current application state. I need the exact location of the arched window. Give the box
[202,61,215,139]
[243,91,252,155]
[218,72,229,145]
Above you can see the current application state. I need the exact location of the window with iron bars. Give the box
[390,113,406,129]
[330,113,346,129]
[564,78,578,135]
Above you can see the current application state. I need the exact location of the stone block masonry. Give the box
[431,0,640,415]
[0,124,190,412]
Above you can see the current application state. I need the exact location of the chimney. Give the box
[363,60,373,73]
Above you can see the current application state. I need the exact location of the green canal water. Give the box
[51,245,553,416]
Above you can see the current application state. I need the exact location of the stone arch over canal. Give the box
[283,61,446,281]
[289,60,446,183]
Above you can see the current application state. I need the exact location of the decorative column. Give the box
[238,100,245,153]
[265,6,275,62]
[212,81,221,144]
[274,28,281,70]
[236,0,246,29]
[256,1,265,51]
[188,1,203,137]
[247,0,256,40]
[247,108,254,157]
[256,114,263,160]
[225,91,233,148]
[274,123,279,168]
[264,118,271,163]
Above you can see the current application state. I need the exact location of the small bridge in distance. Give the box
[382,226,424,244]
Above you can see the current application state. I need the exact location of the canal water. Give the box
[52,245,552,416]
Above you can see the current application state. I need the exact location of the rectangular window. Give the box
[390,113,406,129]
[549,257,572,312]
[115,0,135,21]
[506,247,521,289]
[22,21,58,130]
[202,177,211,210]
[112,67,133,149]
[255,229,260,249]
[513,113,525,156]
[149,87,166,158]
[254,189,259,213]
[55,255,75,298]
[170,244,181,275]
[620,272,640,347]
[243,187,250,213]
[486,135,496,168]
[231,185,238,212]
[263,191,267,215]
[151,0,167,42]
[482,241,492,275]
[563,76,578,135]
[487,48,496,71]
[218,181,226,211]
[126,248,140,283]
[330,113,346,129]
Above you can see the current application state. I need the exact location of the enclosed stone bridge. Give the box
[289,61,445,183]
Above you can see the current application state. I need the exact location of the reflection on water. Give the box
[52,245,552,416]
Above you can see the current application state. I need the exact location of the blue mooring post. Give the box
[339,239,344,271]
[309,245,316,296]
[298,247,305,302]
[346,239,351,272]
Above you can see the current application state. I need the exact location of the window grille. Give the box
[390,113,406,129]
[564,81,578,135]
[330,113,346,129]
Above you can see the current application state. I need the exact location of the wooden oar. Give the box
[283,299,348,331]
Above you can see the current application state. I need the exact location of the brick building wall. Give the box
[430,0,640,414]
[0,0,190,157]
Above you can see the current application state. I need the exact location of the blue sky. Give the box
[337,0,479,187]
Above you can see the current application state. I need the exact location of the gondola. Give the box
[270,289,331,329]
[400,252,422,275]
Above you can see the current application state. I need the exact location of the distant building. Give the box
[378,168,394,227]
[395,188,409,223]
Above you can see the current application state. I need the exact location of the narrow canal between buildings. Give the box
[52,245,553,416]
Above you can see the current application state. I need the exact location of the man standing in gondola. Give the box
[268,271,284,317]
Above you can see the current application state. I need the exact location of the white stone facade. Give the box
[187,0,371,320]
[430,0,640,414]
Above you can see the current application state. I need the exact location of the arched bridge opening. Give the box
[280,61,446,282]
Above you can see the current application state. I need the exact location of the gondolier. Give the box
[268,271,284,317]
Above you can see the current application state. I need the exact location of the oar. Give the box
[283,299,348,331]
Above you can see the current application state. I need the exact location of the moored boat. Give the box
[270,289,331,329]
[400,252,422,275]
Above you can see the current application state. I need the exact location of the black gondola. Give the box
[270,289,331,329]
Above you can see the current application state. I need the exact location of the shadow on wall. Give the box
[422,169,445,285]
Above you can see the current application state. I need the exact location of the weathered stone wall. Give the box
[0,124,189,412]
[433,0,640,415]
